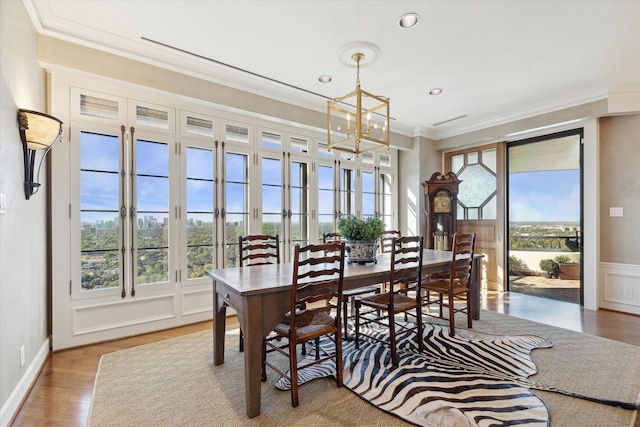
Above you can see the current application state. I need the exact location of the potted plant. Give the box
[539,259,560,278]
[554,254,580,280]
[337,215,385,264]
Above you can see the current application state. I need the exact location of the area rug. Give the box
[275,323,637,426]
[88,310,640,427]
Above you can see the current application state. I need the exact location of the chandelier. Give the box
[327,52,390,155]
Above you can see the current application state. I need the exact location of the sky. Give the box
[509,169,580,222]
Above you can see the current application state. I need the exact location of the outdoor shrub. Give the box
[509,256,530,274]
[554,255,572,264]
[539,259,559,272]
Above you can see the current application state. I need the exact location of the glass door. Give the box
[507,130,583,304]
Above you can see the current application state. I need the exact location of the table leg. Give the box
[213,283,227,366]
[242,294,263,418]
[471,257,480,320]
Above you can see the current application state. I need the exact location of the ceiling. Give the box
[25,1,640,140]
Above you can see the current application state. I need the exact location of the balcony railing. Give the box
[509,233,580,252]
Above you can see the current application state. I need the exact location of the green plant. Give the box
[554,254,573,264]
[337,216,385,242]
[539,259,559,273]
[508,255,530,274]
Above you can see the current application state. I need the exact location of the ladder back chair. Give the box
[323,232,381,339]
[237,234,280,352]
[422,232,476,336]
[262,241,346,407]
[380,229,401,253]
[354,235,425,366]
[379,230,403,293]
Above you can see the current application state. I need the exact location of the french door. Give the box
[51,80,398,349]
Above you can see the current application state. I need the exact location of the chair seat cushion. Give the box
[359,291,417,311]
[424,278,469,295]
[275,311,336,340]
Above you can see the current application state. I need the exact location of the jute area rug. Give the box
[89,310,640,426]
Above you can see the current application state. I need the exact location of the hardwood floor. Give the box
[9,291,640,426]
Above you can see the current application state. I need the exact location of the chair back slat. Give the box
[239,234,280,267]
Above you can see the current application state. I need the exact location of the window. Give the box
[224,152,249,267]
[379,172,393,229]
[361,170,375,218]
[185,146,215,279]
[261,156,283,236]
[288,160,309,256]
[261,130,282,150]
[135,139,170,285]
[79,130,121,291]
[449,148,497,220]
[340,166,355,216]
[317,164,335,238]
[225,123,250,144]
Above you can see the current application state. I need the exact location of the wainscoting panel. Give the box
[73,295,176,336]
[182,288,214,316]
[600,262,640,315]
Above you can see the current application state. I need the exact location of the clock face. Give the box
[434,192,451,213]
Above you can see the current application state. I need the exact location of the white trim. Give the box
[600,262,640,315]
[0,338,50,427]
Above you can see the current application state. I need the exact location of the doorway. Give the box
[506,129,583,304]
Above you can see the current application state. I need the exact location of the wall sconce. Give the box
[17,109,63,199]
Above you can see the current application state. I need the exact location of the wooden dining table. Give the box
[207,249,482,418]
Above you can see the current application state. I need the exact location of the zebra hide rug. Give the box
[273,323,638,427]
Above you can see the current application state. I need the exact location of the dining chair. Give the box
[379,230,404,294]
[262,241,346,407]
[380,229,401,253]
[323,232,381,339]
[422,232,476,336]
[238,233,280,352]
[354,235,425,366]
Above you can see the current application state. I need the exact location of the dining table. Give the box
[207,249,482,418]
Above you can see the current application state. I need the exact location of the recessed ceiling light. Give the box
[318,75,332,83]
[429,88,443,95]
[398,13,419,29]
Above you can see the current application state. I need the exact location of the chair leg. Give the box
[388,305,398,366]
[439,294,444,317]
[289,338,299,407]
[261,339,267,382]
[448,292,456,337]
[239,329,244,352]
[354,299,361,349]
[335,329,344,388]
[416,302,425,354]
[467,291,473,328]
[343,298,349,340]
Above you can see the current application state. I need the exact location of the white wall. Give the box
[397,136,440,239]
[0,1,51,425]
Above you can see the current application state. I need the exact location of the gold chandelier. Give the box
[327,52,390,155]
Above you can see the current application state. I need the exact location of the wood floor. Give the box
[9,290,640,426]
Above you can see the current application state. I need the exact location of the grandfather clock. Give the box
[422,171,461,250]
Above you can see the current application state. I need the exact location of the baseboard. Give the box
[0,337,50,427]
[600,262,640,316]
